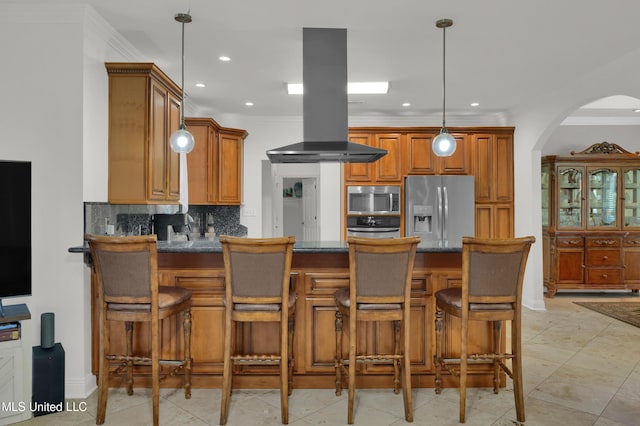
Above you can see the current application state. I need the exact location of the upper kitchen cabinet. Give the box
[185,117,248,205]
[344,131,402,183]
[106,63,181,204]
[404,132,470,175]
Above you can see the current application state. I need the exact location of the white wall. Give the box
[0,4,143,398]
[511,46,640,310]
[545,125,640,156]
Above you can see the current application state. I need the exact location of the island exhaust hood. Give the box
[266,28,387,163]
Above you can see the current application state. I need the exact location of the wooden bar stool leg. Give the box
[184,309,192,399]
[347,313,356,425]
[513,316,525,422]
[402,316,413,422]
[219,318,233,425]
[334,310,343,396]
[493,320,502,394]
[393,320,401,394]
[281,314,289,424]
[434,309,443,394]
[459,315,468,423]
[152,319,160,426]
[125,321,134,396]
[288,314,294,396]
[97,310,109,425]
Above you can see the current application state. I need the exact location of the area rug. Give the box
[574,301,640,328]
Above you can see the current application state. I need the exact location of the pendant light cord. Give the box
[180,19,186,127]
[441,24,447,129]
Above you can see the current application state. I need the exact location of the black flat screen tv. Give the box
[0,160,31,314]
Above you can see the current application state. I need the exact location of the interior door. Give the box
[302,178,318,241]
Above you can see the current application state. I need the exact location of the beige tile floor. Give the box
[16,292,640,425]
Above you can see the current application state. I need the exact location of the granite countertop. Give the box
[69,239,461,254]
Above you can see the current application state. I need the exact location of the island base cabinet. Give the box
[89,251,503,389]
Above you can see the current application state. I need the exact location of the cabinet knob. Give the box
[603,255,608,260]
[602,274,608,279]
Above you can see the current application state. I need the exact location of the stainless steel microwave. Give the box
[347,185,401,215]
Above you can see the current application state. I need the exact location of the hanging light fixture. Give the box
[432,18,456,157]
[169,12,195,153]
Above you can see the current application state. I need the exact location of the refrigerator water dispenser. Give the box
[412,205,433,234]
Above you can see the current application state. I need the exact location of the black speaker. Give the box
[40,312,54,349]
[32,343,65,416]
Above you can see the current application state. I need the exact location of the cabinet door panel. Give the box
[474,135,492,202]
[345,134,373,181]
[494,134,513,202]
[218,134,242,204]
[186,122,211,204]
[375,134,402,182]
[167,93,181,201]
[405,133,437,174]
[557,250,584,282]
[149,81,168,200]
[623,243,640,283]
[440,133,468,174]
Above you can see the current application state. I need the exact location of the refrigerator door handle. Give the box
[443,186,449,242]
[437,186,442,240]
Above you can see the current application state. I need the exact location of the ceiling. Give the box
[12,0,640,123]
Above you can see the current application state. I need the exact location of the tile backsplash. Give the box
[84,203,247,237]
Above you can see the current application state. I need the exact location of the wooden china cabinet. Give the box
[542,142,640,297]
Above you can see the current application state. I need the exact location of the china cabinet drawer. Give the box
[623,235,640,247]
[586,249,620,266]
[556,237,583,248]
[586,268,621,284]
[586,238,620,248]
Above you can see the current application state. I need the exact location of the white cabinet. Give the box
[0,305,31,425]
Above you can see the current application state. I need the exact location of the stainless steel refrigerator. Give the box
[404,175,475,246]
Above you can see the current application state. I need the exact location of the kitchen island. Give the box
[72,240,501,390]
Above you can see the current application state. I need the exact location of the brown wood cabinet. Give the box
[345,127,514,239]
[106,63,181,204]
[404,132,470,175]
[542,142,640,296]
[184,117,247,205]
[473,133,514,238]
[344,132,402,183]
[87,249,500,390]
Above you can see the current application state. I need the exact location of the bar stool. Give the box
[218,235,296,425]
[85,234,192,426]
[334,236,420,424]
[434,236,534,423]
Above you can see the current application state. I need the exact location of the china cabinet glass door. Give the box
[557,167,583,229]
[588,168,617,228]
[541,164,550,227]
[623,168,640,228]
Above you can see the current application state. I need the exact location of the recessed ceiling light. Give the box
[286,81,389,95]
[245,102,254,107]
[219,56,231,62]
[470,102,480,107]
[633,109,640,113]
[402,102,411,107]
[195,82,206,88]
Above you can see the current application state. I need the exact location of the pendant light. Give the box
[432,18,456,157]
[169,12,195,153]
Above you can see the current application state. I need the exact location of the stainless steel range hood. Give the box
[267,28,387,163]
